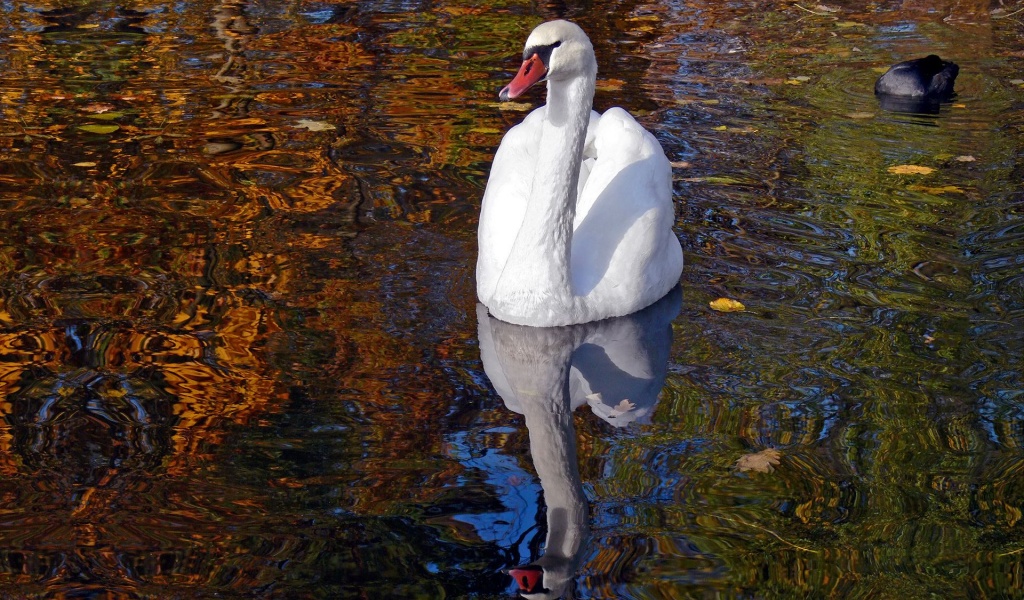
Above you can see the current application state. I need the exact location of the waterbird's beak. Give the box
[498,54,547,101]
[505,565,545,593]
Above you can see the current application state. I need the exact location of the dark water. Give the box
[0,1,1022,598]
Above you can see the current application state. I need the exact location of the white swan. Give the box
[477,20,683,327]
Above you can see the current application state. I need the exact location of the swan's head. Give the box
[499,20,596,101]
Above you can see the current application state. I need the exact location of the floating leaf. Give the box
[713,125,728,131]
[887,164,934,175]
[793,75,811,82]
[78,124,119,134]
[613,399,635,413]
[294,119,336,131]
[784,79,804,85]
[72,162,97,167]
[736,448,782,473]
[710,297,745,312]
[669,161,691,169]
[846,111,874,119]
[954,155,976,162]
[1011,79,1024,86]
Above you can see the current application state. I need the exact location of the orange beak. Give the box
[507,566,544,593]
[499,54,547,101]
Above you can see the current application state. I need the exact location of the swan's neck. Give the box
[522,386,589,567]
[508,335,589,568]
[493,73,594,321]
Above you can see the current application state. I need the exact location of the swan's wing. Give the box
[574,107,668,223]
[571,107,683,304]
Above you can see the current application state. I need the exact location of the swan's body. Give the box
[477,20,683,327]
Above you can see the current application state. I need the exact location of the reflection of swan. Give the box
[477,20,683,327]
[478,287,680,598]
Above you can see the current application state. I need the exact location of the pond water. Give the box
[0,1,1022,598]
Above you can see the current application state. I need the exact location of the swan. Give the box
[477,20,683,327]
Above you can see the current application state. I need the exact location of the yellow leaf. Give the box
[713,125,728,131]
[72,162,97,167]
[710,297,745,312]
[78,124,119,134]
[887,164,934,175]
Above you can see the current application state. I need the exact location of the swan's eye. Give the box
[524,41,562,66]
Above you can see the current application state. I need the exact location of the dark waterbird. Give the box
[874,55,959,114]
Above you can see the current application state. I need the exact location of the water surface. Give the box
[0,1,1022,598]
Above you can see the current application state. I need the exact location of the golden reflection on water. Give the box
[0,4,339,597]
[0,0,507,593]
